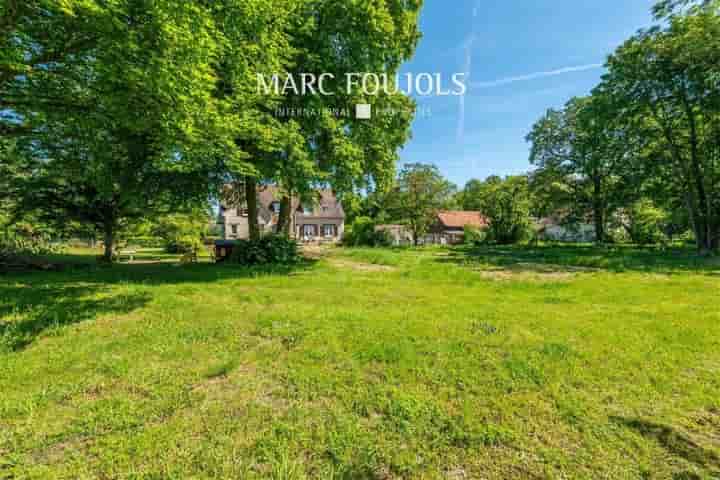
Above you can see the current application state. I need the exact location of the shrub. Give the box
[228,235,300,266]
[0,235,62,263]
[463,225,486,245]
[474,176,532,245]
[152,212,210,255]
[125,236,164,248]
[343,217,392,247]
[164,235,205,256]
[678,229,696,246]
[626,199,669,245]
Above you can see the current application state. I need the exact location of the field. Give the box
[1,245,719,479]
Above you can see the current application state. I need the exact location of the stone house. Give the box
[218,186,345,242]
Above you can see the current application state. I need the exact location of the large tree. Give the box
[7,1,226,260]
[527,94,628,243]
[601,6,720,252]
[387,163,456,245]
[463,176,532,245]
[653,0,717,18]
[5,0,425,254]
[240,0,424,238]
[1,1,107,138]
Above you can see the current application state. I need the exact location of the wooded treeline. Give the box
[526,0,720,253]
[0,0,422,260]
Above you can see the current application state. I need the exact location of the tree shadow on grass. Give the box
[610,416,720,476]
[437,244,720,275]
[1,257,319,285]
[0,283,152,352]
[0,259,319,351]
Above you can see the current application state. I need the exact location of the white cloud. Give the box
[470,63,604,89]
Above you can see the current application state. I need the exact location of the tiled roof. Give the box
[437,211,488,229]
[222,184,344,220]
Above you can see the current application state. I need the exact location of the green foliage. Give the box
[228,235,300,266]
[463,225,486,246]
[343,217,392,247]
[0,234,62,264]
[469,176,532,245]
[458,179,486,211]
[2,0,424,261]
[526,3,720,251]
[625,199,670,245]
[3,0,230,261]
[153,212,210,255]
[387,163,456,245]
[653,0,718,18]
[527,95,626,243]
[600,6,720,252]
[124,237,165,249]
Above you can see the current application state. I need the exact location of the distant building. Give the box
[428,211,488,245]
[375,224,414,246]
[376,211,488,246]
[536,215,596,242]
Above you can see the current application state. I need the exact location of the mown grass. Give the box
[0,245,719,479]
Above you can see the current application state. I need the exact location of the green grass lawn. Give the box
[1,245,719,479]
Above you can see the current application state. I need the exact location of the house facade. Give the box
[428,211,488,245]
[218,186,345,242]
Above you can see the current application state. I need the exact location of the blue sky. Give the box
[399,0,656,187]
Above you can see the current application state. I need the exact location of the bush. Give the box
[0,235,62,263]
[125,236,164,248]
[152,212,210,255]
[164,235,204,255]
[677,229,696,246]
[475,176,532,245]
[228,235,300,266]
[463,225,486,245]
[343,217,392,247]
[626,199,669,245]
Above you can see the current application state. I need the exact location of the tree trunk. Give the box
[103,225,114,263]
[245,176,260,241]
[276,195,292,236]
[592,175,605,244]
[412,222,420,246]
[681,92,712,253]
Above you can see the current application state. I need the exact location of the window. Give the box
[231,225,238,235]
[302,225,317,238]
[270,201,281,214]
[237,208,248,217]
[323,224,336,237]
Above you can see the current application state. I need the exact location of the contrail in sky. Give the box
[456,1,480,144]
[470,63,604,89]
